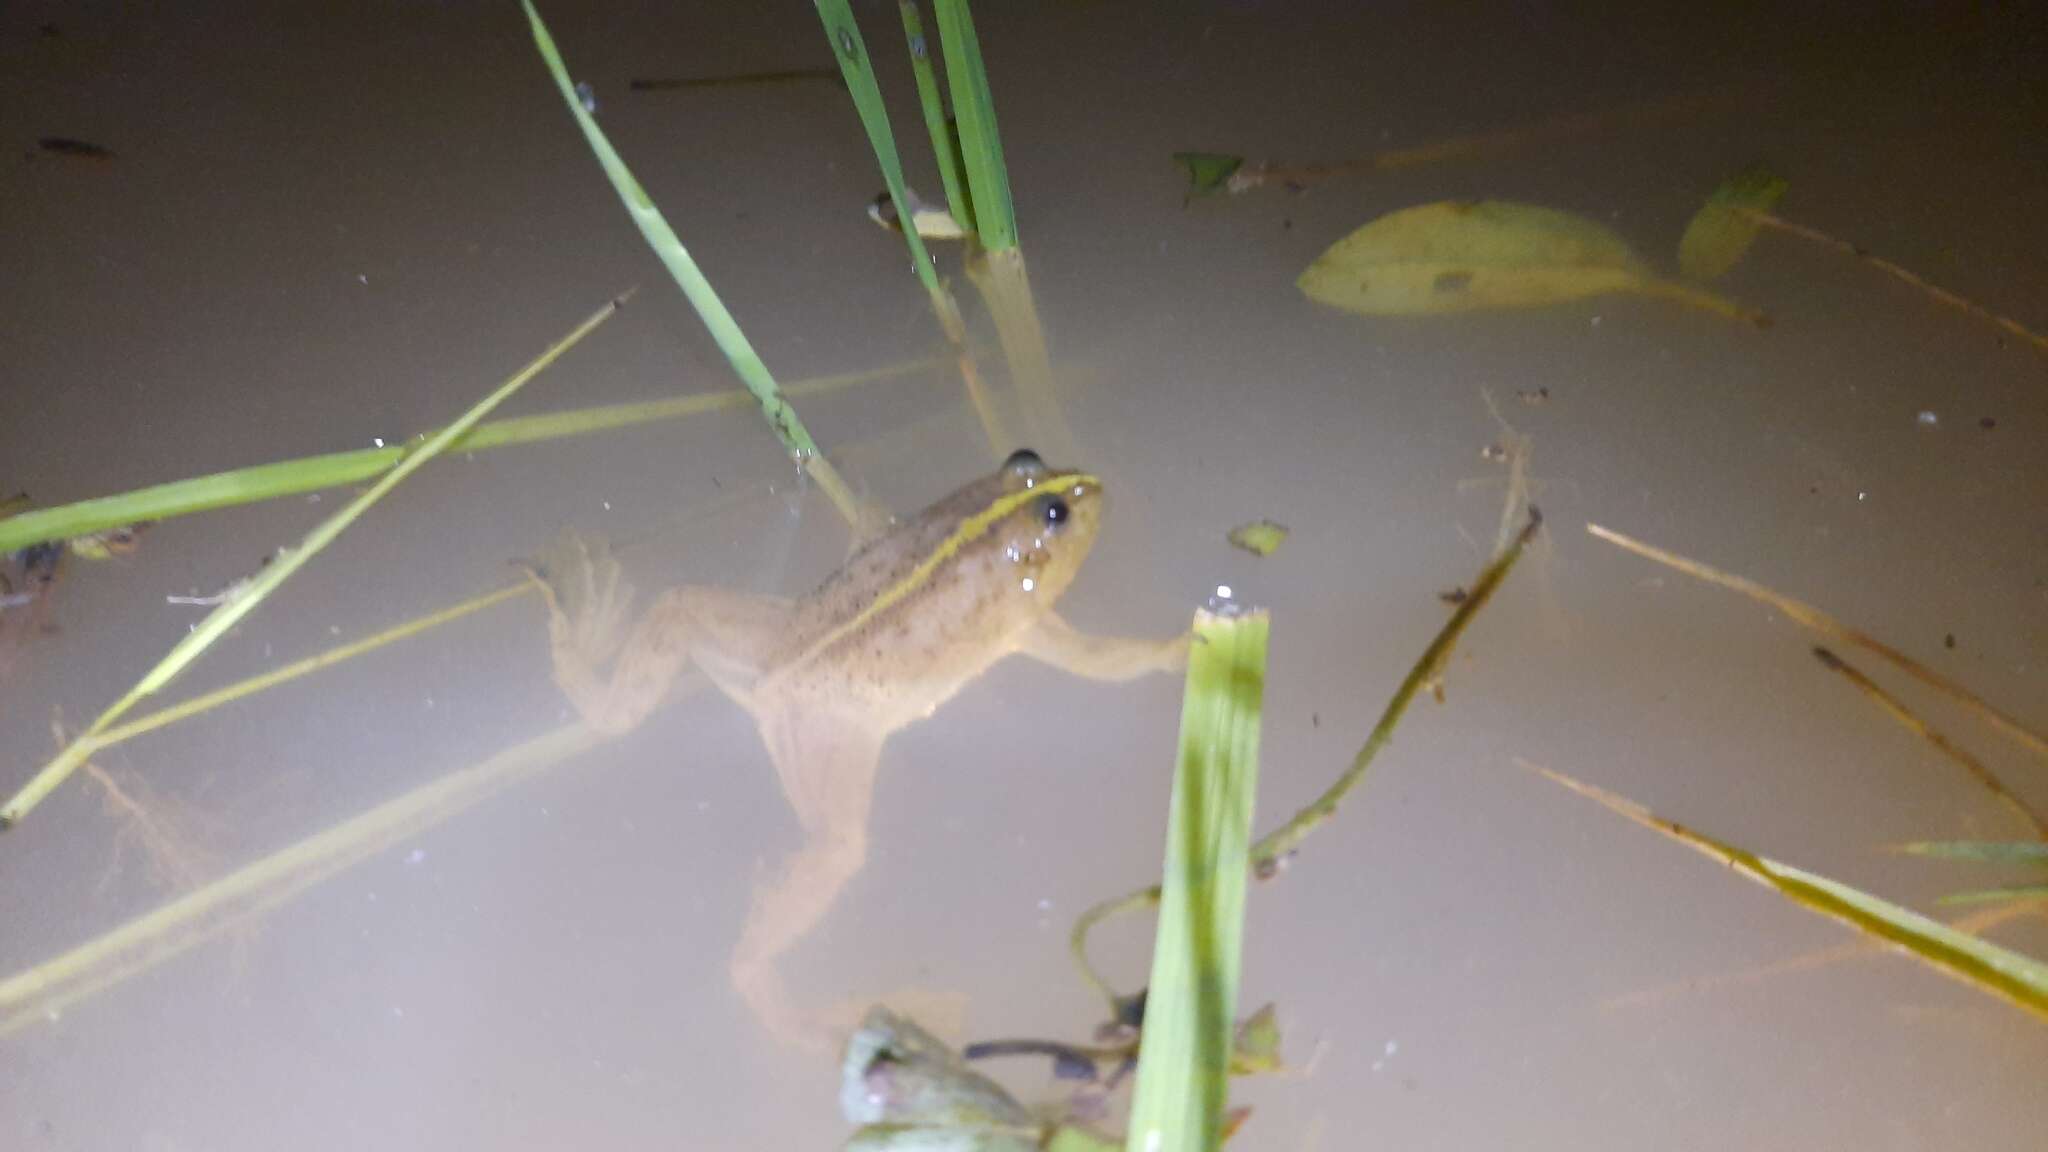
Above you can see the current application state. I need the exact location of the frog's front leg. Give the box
[1017,611,1190,682]
[521,533,789,734]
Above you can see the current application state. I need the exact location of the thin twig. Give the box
[1739,209,2048,356]
[1587,524,2048,766]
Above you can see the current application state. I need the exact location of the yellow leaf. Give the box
[1299,200,1764,325]
[1678,166,1788,281]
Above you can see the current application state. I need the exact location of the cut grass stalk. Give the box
[0,293,629,829]
[0,723,604,1036]
[1587,523,2048,766]
[1072,512,1543,1011]
[1525,759,2048,1024]
[522,1,870,530]
[1125,608,1267,1152]
[813,0,1009,454]
[0,358,934,556]
[1812,647,2048,839]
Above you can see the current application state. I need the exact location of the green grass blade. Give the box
[0,359,931,555]
[895,0,974,233]
[1531,763,2048,1023]
[931,0,1016,250]
[520,1,867,528]
[1126,608,1268,1152]
[1897,840,2048,865]
[0,294,626,828]
[813,0,946,298]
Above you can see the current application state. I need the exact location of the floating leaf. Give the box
[1298,200,1763,325]
[1172,152,1244,196]
[1678,166,1789,280]
[1226,519,1289,557]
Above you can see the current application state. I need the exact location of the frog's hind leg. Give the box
[729,704,887,1048]
[521,533,789,734]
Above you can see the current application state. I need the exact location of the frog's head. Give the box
[933,448,1114,614]
[974,448,1102,605]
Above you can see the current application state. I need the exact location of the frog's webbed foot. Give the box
[517,532,674,735]
[516,531,636,669]
[1018,611,1190,682]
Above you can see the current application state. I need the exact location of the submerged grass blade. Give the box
[1587,523,2048,765]
[0,724,604,1035]
[94,584,534,750]
[0,359,934,556]
[1939,886,2048,907]
[1813,647,2048,837]
[521,1,868,529]
[1600,901,2043,1012]
[0,294,628,828]
[1897,841,2048,864]
[1126,609,1268,1152]
[1527,760,2048,1024]
[931,0,1015,250]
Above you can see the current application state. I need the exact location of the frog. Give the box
[524,449,1188,1048]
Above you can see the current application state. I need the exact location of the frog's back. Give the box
[755,462,1098,717]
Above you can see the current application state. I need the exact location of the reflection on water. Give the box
[2,2,2045,1149]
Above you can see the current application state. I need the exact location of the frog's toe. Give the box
[521,532,636,661]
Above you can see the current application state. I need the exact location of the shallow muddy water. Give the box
[2,2,2045,1149]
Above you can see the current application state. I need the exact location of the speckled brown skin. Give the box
[529,452,1185,1049]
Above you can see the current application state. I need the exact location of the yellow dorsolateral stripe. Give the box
[770,472,1097,683]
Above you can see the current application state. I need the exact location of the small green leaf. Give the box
[1229,1003,1284,1074]
[1226,519,1289,557]
[1939,886,2048,906]
[1172,152,1244,196]
[1678,166,1788,280]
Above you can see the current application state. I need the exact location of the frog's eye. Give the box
[1003,448,1045,479]
[1035,494,1069,529]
